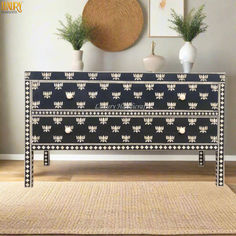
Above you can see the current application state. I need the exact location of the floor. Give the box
[0,160,236,236]
[0,160,236,192]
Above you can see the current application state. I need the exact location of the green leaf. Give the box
[56,14,94,50]
[169,5,208,42]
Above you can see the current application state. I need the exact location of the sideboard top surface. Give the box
[25,72,226,82]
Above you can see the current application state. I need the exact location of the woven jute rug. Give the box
[0,182,236,235]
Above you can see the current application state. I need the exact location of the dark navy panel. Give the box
[32,117,217,144]
[32,82,218,110]
[26,71,226,82]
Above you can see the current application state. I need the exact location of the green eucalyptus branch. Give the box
[169,5,208,42]
[56,14,93,50]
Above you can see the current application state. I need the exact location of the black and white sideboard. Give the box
[25,72,226,187]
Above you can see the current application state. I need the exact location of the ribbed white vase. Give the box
[179,42,197,73]
[72,50,84,71]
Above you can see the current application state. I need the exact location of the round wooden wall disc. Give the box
[82,0,144,52]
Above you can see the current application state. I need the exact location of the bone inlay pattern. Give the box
[216,83,225,186]
[199,151,205,166]
[44,150,50,166]
[25,72,226,187]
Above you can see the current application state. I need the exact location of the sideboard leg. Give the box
[44,151,50,166]
[216,82,225,187]
[25,150,34,188]
[216,149,224,187]
[198,151,205,167]
[25,79,34,187]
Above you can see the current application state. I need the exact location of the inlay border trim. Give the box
[32,111,219,116]
[216,83,225,186]
[25,81,33,187]
[32,144,218,151]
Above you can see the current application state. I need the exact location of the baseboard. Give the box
[0,154,235,161]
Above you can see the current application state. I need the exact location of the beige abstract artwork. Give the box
[149,0,184,37]
[160,0,167,9]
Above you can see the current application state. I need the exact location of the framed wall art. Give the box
[149,0,184,37]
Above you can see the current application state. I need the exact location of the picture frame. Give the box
[148,0,184,38]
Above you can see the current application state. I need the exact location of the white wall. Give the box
[0,0,236,155]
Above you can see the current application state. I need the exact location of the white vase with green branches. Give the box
[72,50,84,71]
[56,14,92,71]
[179,42,197,73]
[169,5,208,73]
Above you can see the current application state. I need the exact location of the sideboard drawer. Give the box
[32,116,218,144]
[32,82,219,111]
